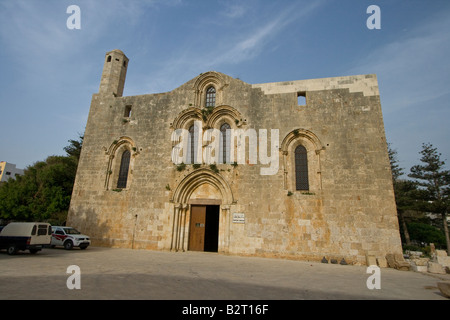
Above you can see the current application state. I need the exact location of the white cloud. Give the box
[132,1,325,94]
[211,1,324,66]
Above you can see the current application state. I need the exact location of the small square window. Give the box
[297,92,306,106]
[124,105,132,117]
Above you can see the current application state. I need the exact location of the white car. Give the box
[51,226,90,250]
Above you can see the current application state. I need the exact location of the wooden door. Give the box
[189,206,206,251]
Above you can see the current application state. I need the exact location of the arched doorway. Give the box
[187,183,221,252]
[189,204,220,252]
[170,169,234,253]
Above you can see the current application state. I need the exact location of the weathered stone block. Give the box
[411,263,428,273]
[377,257,388,268]
[437,256,450,268]
[386,253,410,271]
[437,281,450,298]
[427,262,446,274]
[436,249,448,257]
[366,254,377,266]
[412,258,429,266]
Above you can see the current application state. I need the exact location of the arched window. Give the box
[187,125,199,164]
[219,123,231,164]
[117,150,131,188]
[205,86,216,108]
[295,145,309,190]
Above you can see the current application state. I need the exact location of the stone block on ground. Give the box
[410,261,427,273]
[366,254,377,266]
[385,253,410,271]
[377,257,387,268]
[437,256,450,268]
[436,250,448,257]
[385,254,396,268]
[412,258,429,266]
[427,261,446,274]
[437,281,450,298]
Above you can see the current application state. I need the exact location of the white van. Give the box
[0,222,52,255]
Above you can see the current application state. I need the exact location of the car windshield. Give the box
[63,227,81,235]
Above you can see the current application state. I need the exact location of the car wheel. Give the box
[7,245,17,255]
[29,249,39,254]
[80,245,88,250]
[64,240,74,250]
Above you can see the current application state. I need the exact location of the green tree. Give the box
[388,144,415,246]
[408,143,450,254]
[0,156,77,224]
[64,133,84,162]
[0,134,83,224]
[388,143,404,181]
[407,222,447,248]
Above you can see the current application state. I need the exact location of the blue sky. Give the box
[0,0,449,176]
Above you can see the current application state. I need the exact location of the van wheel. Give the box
[7,245,17,255]
[64,240,74,250]
[29,249,39,254]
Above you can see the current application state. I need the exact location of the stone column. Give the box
[179,204,189,252]
[219,205,231,253]
[282,151,288,190]
[170,203,181,251]
[104,154,115,190]
[315,149,323,190]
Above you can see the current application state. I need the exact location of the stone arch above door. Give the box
[171,168,234,205]
[188,183,222,205]
[170,168,234,252]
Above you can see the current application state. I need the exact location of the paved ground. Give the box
[1,246,449,301]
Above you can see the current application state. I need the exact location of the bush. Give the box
[209,164,219,173]
[176,163,186,172]
[402,244,431,257]
[407,222,447,249]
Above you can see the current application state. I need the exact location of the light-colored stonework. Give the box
[67,49,403,265]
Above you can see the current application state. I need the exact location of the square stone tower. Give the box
[99,49,129,97]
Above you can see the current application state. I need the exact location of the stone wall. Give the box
[67,50,403,265]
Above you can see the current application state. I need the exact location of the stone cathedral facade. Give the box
[67,49,403,265]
